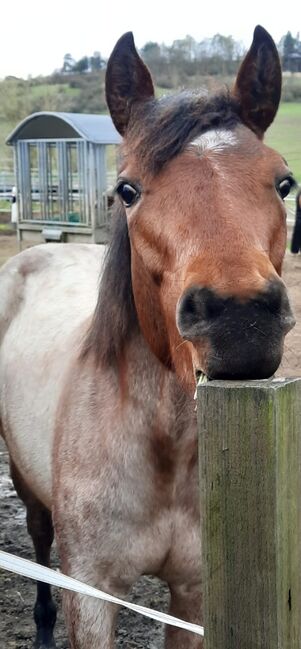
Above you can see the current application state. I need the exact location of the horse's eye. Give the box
[116,182,139,208]
[277,177,294,200]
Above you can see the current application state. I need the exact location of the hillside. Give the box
[1,69,301,183]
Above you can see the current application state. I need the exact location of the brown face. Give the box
[106,27,295,391]
[116,125,294,386]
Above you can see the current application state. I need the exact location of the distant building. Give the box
[6,111,121,246]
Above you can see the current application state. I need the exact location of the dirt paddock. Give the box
[0,234,301,648]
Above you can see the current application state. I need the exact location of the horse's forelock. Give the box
[127,91,241,174]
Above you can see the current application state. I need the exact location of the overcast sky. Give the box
[1,0,300,78]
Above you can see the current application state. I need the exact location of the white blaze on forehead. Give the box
[189,129,238,153]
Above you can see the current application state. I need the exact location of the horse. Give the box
[0,25,296,649]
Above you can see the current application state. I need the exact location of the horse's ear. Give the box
[106,32,155,135]
[233,26,281,137]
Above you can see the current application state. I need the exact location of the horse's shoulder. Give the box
[0,243,104,340]
[2,243,102,275]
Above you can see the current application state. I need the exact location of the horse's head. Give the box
[105,26,295,390]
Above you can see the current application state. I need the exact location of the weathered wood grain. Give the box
[197,378,301,649]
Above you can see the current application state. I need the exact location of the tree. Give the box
[62,53,75,74]
[90,52,105,72]
[169,36,197,63]
[140,42,162,76]
[73,56,89,74]
[141,42,161,59]
[283,31,295,58]
[281,32,301,72]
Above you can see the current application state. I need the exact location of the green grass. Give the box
[0,199,10,210]
[0,119,14,168]
[29,83,79,98]
[155,86,173,98]
[0,223,13,232]
[266,103,301,183]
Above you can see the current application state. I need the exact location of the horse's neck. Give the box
[114,331,196,441]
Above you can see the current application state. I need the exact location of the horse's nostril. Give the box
[265,282,283,313]
[260,279,286,315]
[178,288,204,325]
[183,294,199,317]
[177,286,225,339]
[203,289,225,319]
[177,287,207,339]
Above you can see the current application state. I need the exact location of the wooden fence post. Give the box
[197,378,301,649]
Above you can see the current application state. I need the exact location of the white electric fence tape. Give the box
[0,550,204,637]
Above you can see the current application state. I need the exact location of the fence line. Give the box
[0,550,204,638]
[1,379,300,646]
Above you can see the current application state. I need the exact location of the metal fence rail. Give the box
[0,146,118,228]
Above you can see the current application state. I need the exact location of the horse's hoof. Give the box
[33,642,57,649]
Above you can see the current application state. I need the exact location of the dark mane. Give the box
[83,89,242,365]
[82,204,139,365]
[128,90,241,174]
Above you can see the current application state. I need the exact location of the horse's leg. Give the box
[56,535,129,647]
[10,462,57,649]
[165,582,203,649]
[28,506,57,649]
[63,589,119,649]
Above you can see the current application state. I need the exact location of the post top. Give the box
[197,376,301,393]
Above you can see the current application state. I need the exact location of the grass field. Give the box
[266,103,301,183]
[29,83,79,98]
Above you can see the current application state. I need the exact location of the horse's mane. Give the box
[82,89,242,366]
[81,204,139,366]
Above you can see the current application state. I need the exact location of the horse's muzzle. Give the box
[176,280,295,380]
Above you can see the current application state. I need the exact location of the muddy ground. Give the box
[0,235,301,648]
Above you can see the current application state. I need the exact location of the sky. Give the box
[0,0,300,79]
